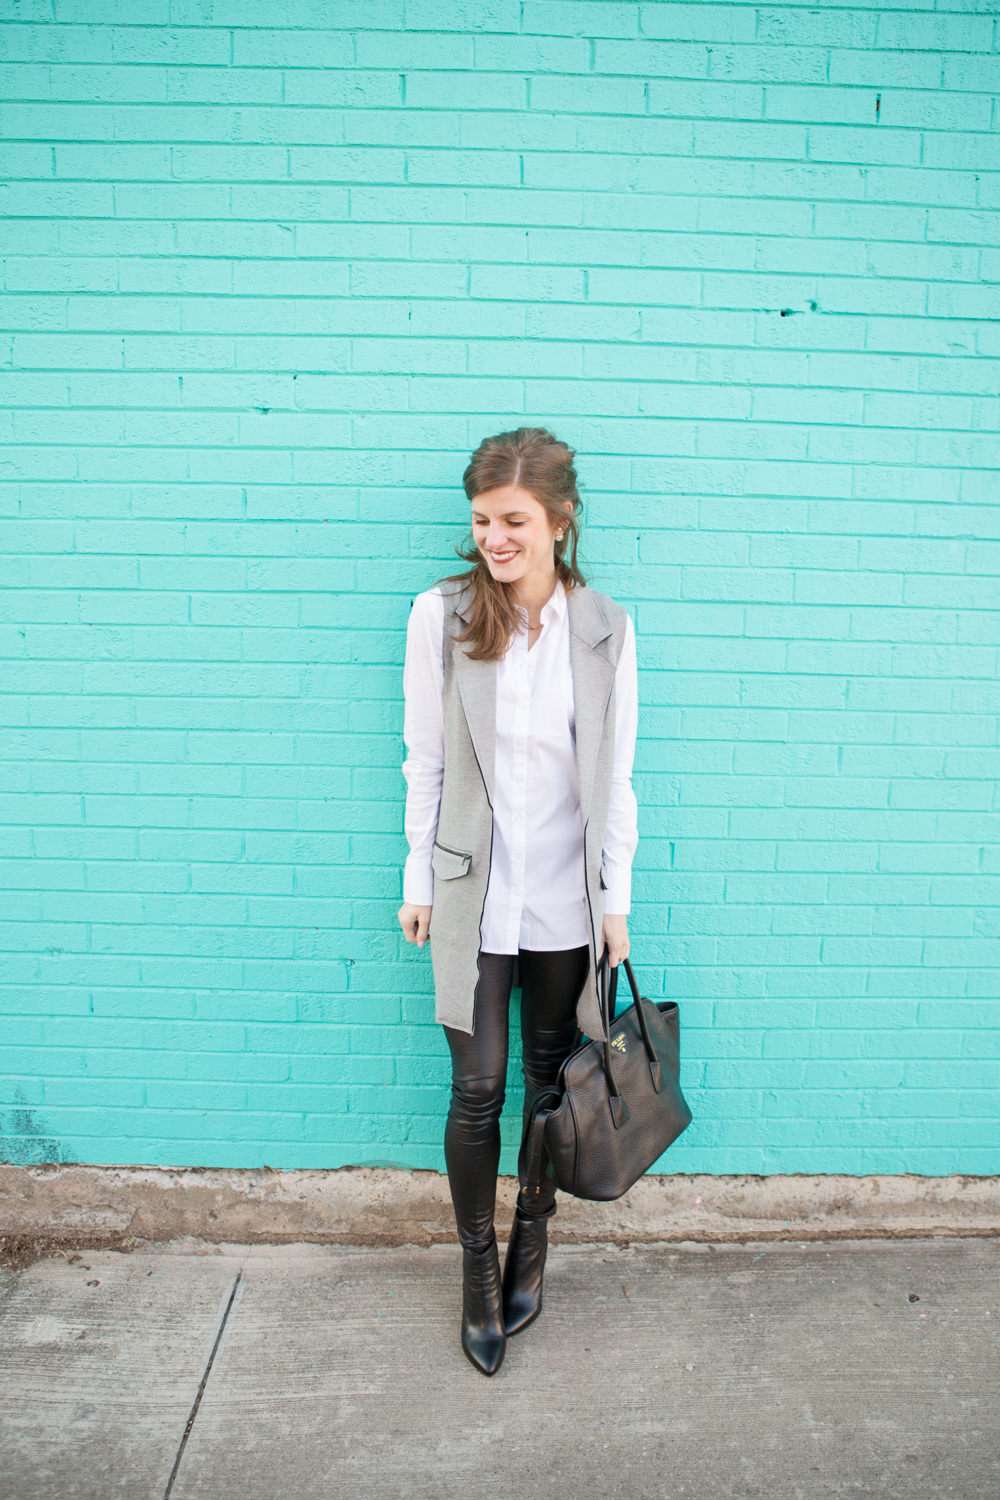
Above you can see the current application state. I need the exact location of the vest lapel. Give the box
[446,584,497,807]
[446,580,615,820]
[567,586,616,825]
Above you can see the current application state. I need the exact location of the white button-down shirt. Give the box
[402,579,638,954]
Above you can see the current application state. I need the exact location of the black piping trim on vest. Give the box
[581,814,603,1045]
[466,740,493,1039]
[579,616,627,1046]
[443,598,495,1038]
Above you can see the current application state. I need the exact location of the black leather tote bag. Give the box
[523,955,692,1203]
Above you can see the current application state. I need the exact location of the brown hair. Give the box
[438,426,587,661]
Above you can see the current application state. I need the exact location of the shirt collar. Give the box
[512,575,567,628]
[541,576,568,623]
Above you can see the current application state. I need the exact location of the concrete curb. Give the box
[2,1163,999,1246]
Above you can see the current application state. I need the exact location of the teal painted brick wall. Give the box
[1,1,997,1176]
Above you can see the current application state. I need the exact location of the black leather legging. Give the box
[441,945,590,1253]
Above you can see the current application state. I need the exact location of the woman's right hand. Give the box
[398,902,432,948]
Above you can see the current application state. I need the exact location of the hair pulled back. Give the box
[440,426,587,661]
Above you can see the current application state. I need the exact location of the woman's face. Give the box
[470,485,566,592]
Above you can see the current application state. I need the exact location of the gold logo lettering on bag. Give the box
[611,1032,627,1053]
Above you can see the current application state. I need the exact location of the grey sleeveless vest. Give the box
[426,578,631,1043]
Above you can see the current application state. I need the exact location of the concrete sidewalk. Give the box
[1,1237,998,1500]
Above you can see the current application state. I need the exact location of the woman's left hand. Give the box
[601,913,630,968]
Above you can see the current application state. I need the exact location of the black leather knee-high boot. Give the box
[461,1233,506,1375]
[507,944,587,1337]
[502,1198,556,1336]
[441,955,519,1373]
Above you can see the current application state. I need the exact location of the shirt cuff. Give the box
[403,854,434,907]
[601,864,631,916]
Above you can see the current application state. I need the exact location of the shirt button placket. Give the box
[510,652,529,947]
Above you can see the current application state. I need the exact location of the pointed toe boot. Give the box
[502,1205,553,1336]
[461,1237,507,1376]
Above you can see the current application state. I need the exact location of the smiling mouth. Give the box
[488,550,519,564]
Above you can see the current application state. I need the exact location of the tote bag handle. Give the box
[597,954,666,1120]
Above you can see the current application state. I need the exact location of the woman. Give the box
[397,426,638,1376]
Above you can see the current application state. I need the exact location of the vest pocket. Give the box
[432,841,472,880]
